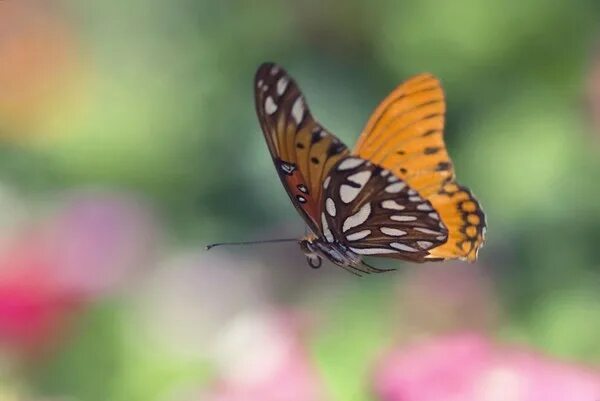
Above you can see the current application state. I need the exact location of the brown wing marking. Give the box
[255,63,350,234]
[321,156,448,262]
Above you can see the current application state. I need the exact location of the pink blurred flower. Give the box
[46,193,158,297]
[0,245,80,353]
[374,333,600,401]
[0,191,158,357]
[201,310,327,401]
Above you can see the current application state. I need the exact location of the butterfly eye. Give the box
[306,255,322,269]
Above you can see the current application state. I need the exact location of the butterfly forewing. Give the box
[255,63,350,235]
[321,156,448,262]
[353,74,486,261]
[354,73,452,195]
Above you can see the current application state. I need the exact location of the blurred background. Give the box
[0,1,599,400]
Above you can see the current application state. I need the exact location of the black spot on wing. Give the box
[422,129,439,137]
[311,130,324,144]
[436,162,452,171]
[424,146,441,155]
[327,142,346,157]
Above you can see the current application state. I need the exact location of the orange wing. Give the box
[255,63,350,235]
[353,74,486,261]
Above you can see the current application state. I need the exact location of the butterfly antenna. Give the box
[205,238,298,250]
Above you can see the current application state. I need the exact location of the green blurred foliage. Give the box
[1,0,600,400]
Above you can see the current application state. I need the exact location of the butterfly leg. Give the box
[350,264,374,276]
[339,264,364,277]
[306,255,322,269]
[361,260,396,274]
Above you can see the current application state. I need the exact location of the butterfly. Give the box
[254,62,486,275]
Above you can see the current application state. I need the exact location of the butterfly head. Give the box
[299,236,323,269]
[299,233,364,270]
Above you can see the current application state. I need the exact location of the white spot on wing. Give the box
[347,170,372,187]
[337,158,364,171]
[265,96,277,114]
[408,189,417,195]
[321,213,334,242]
[380,227,407,236]
[409,196,422,202]
[277,77,289,96]
[342,202,371,232]
[429,212,440,220]
[385,182,406,193]
[340,170,371,203]
[391,215,417,222]
[381,200,405,210]
[414,227,441,235]
[390,242,418,252]
[325,198,336,217]
[349,247,397,255]
[257,79,264,88]
[346,229,371,241]
[291,97,304,124]
[417,241,434,249]
[270,65,280,75]
[340,184,361,203]
[417,203,433,211]
[323,176,331,190]
[380,169,390,177]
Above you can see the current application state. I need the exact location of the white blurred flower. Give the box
[132,252,271,359]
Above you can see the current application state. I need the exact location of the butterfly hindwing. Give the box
[321,156,448,262]
[425,183,486,260]
[255,63,350,235]
[353,74,486,261]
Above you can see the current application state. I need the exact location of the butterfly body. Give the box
[254,63,486,273]
[299,236,362,270]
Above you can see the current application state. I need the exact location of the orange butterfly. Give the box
[251,63,485,275]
